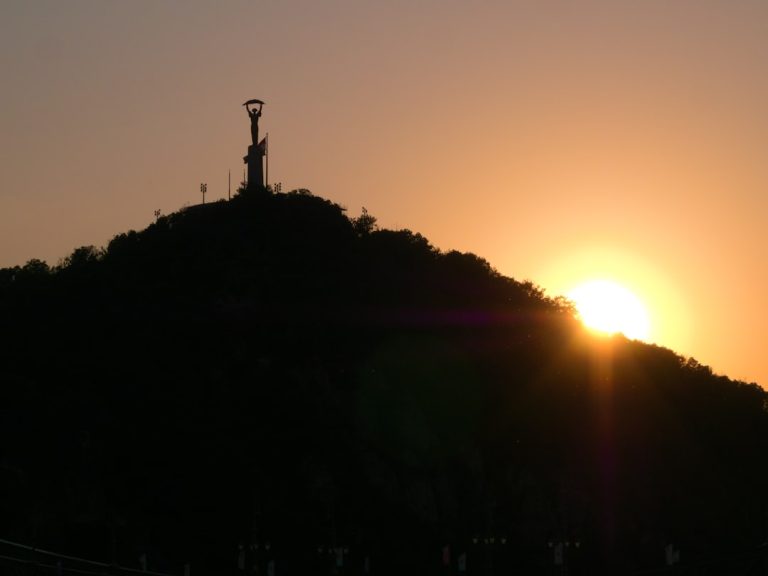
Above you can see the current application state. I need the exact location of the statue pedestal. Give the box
[245,144,266,193]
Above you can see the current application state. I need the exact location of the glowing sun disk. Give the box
[568,279,651,341]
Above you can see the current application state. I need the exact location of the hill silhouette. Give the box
[0,189,766,575]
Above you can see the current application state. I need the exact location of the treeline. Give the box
[0,189,766,576]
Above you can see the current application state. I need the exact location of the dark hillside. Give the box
[0,190,766,575]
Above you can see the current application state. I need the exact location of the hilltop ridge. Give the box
[0,189,766,575]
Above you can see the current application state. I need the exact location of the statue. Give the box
[244,99,264,146]
[242,99,266,192]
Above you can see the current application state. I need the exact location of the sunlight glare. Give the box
[568,279,651,341]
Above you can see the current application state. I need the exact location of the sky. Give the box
[2,0,768,388]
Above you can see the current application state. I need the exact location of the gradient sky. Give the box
[2,1,768,388]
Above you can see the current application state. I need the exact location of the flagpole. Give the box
[265,132,269,190]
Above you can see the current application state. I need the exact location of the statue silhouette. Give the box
[243,99,266,192]
[246,102,263,146]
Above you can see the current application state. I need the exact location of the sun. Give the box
[568,279,651,341]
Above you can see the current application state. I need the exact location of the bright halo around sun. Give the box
[568,279,651,341]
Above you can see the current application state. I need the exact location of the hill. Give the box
[0,189,766,575]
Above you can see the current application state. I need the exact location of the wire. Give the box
[0,538,178,576]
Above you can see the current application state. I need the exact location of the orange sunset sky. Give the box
[2,1,767,388]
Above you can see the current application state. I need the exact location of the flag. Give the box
[258,137,267,155]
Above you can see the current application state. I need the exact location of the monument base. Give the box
[245,144,267,194]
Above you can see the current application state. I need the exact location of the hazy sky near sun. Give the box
[2,0,768,388]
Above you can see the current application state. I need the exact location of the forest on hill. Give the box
[0,188,766,576]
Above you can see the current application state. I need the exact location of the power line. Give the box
[0,538,178,576]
